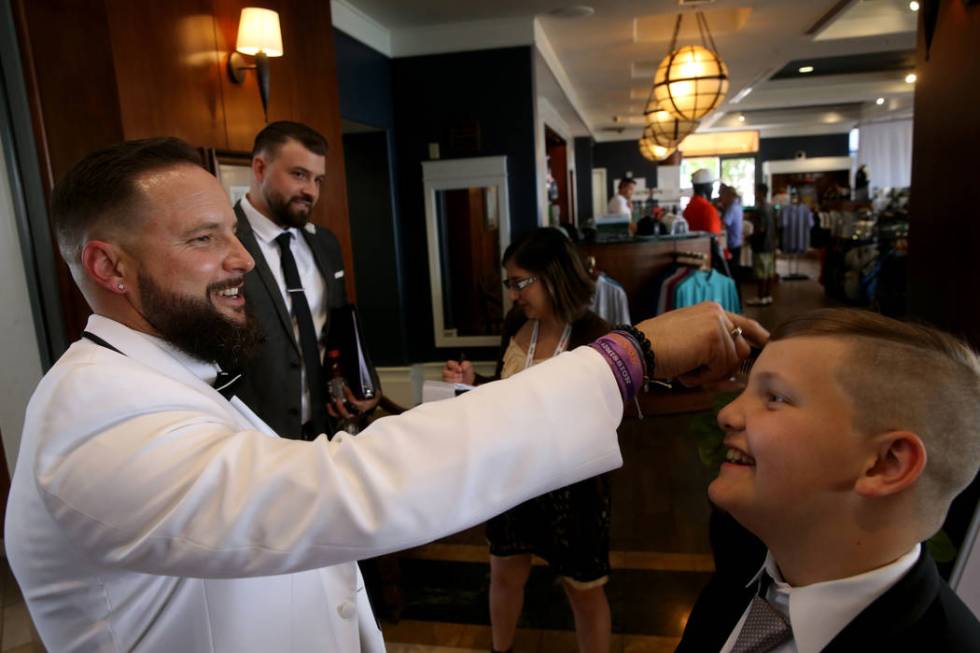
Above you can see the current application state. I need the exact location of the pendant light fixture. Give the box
[644,97,699,149]
[651,11,729,122]
[638,134,673,162]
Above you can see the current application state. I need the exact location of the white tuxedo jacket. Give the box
[6,314,623,652]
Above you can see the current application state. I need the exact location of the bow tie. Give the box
[213,370,243,399]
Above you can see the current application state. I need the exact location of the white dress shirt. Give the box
[240,195,327,424]
[721,545,921,653]
[607,193,631,216]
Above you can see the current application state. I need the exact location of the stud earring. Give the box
[117,283,125,290]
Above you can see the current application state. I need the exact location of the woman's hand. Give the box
[442,359,476,385]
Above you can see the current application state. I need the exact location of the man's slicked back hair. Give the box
[51,137,203,268]
[251,121,328,159]
[772,308,980,515]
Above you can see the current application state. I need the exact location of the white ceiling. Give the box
[334,0,918,142]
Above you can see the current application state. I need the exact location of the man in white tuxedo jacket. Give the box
[5,138,761,652]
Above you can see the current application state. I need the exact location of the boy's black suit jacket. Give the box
[232,202,348,439]
[677,513,980,652]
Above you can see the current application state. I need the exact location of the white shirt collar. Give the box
[240,194,289,246]
[140,332,222,386]
[746,544,921,653]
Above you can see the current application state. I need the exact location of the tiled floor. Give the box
[0,257,834,653]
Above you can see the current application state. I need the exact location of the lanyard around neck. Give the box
[524,320,572,370]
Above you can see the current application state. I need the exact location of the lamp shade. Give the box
[638,136,673,162]
[236,7,283,57]
[652,45,728,121]
[644,99,699,148]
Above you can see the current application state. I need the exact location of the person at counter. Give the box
[5,136,765,653]
[684,168,722,235]
[607,177,636,217]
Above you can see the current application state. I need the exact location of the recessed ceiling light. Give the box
[547,6,595,18]
[905,72,917,84]
[909,1,920,11]
[799,66,814,74]
[876,97,885,105]
[738,114,745,122]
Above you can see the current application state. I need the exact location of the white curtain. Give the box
[857,118,913,190]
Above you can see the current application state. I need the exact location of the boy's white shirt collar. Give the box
[733,544,921,653]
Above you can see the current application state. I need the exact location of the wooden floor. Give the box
[0,257,837,653]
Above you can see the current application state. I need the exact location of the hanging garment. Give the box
[673,270,742,313]
[592,273,631,325]
[780,204,814,254]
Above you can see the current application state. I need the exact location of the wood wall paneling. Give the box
[16,0,356,346]
[909,0,980,346]
[14,0,127,343]
[106,0,227,147]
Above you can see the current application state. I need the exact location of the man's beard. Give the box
[138,271,262,372]
[265,188,313,229]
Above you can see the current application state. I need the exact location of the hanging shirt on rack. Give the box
[592,273,631,325]
[780,203,814,254]
[674,270,742,314]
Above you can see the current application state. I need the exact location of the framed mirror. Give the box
[423,156,511,347]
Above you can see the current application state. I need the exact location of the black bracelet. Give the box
[611,324,656,379]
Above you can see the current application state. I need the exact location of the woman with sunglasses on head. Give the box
[443,227,612,653]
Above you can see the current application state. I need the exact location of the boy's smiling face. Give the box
[709,336,874,536]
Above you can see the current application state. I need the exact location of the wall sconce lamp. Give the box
[227,7,283,122]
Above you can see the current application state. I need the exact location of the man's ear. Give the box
[81,240,130,295]
[854,431,927,498]
[251,154,266,182]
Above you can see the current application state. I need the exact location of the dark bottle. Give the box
[326,349,359,434]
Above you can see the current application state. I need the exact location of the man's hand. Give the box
[635,302,768,385]
[327,385,381,421]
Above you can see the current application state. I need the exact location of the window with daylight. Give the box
[721,157,756,207]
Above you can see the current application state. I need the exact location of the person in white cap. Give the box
[684,168,722,235]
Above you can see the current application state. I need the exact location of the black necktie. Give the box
[275,231,329,438]
[212,370,242,400]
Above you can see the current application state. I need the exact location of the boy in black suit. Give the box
[678,308,980,652]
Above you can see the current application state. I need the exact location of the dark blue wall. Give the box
[391,46,537,361]
[334,29,393,129]
[592,140,659,203]
[334,29,408,364]
[574,137,594,220]
[756,134,850,186]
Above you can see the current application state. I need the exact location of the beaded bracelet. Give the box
[611,325,655,378]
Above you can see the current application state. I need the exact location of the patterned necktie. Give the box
[730,577,792,653]
[275,231,329,438]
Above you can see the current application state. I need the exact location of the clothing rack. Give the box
[672,250,710,270]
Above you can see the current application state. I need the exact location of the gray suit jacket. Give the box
[233,201,348,439]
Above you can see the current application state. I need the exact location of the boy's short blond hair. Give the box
[771,309,980,522]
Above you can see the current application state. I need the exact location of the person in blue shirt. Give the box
[719,184,744,269]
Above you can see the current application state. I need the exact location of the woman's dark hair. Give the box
[502,227,594,323]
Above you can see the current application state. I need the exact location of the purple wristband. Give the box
[589,333,645,402]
